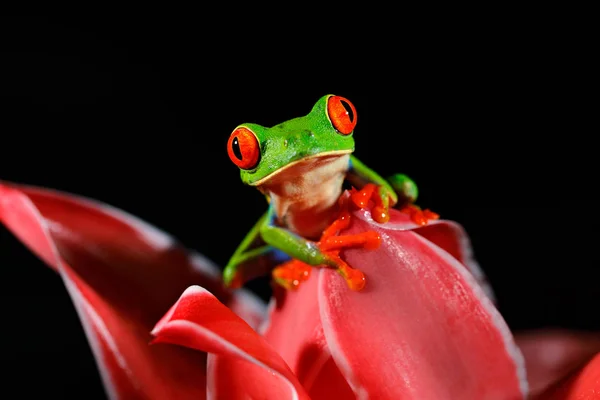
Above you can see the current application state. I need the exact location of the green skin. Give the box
[223,94,418,288]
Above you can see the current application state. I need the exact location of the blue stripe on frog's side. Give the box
[270,248,292,264]
[265,204,296,264]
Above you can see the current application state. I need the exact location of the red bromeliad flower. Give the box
[1,180,598,399]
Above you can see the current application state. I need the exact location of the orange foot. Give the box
[318,192,381,291]
[350,183,392,223]
[272,259,311,291]
[271,193,381,292]
[400,204,440,226]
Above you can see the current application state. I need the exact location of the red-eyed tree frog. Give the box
[224,95,436,291]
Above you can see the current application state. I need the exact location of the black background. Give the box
[1,14,596,398]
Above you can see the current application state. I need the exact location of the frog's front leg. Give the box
[386,173,440,225]
[385,173,419,206]
[261,205,376,291]
[345,155,401,223]
[346,155,438,225]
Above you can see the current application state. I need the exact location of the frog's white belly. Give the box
[258,154,350,239]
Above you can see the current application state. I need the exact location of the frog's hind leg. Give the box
[224,212,284,288]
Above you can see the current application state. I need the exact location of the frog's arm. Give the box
[223,211,285,288]
[347,155,418,207]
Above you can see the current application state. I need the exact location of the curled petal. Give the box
[0,181,266,399]
[319,208,527,399]
[228,287,269,331]
[152,286,310,400]
[515,329,600,398]
[261,275,354,400]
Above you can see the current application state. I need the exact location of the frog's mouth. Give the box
[250,149,352,187]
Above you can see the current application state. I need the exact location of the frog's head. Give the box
[227,94,357,186]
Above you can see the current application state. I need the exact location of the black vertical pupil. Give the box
[232,137,243,160]
[340,100,354,122]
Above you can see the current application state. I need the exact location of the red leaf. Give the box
[0,181,266,399]
[317,208,528,399]
[152,286,310,400]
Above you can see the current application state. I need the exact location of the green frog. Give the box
[223,95,435,291]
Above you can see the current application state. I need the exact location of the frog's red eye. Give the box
[227,127,260,170]
[327,95,357,135]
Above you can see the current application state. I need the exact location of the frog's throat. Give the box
[249,149,353,187]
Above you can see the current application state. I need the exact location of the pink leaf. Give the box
[0,181,266,399]
[318,207,528,399]
[361,208,495,300]
[261,275,354,400]
[152,286,310,400]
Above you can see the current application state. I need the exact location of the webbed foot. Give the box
[271,194,381,292]
[272,260,311,290]
[399,204,440,226]
[350,183,394,223]
[386,173,440,225]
